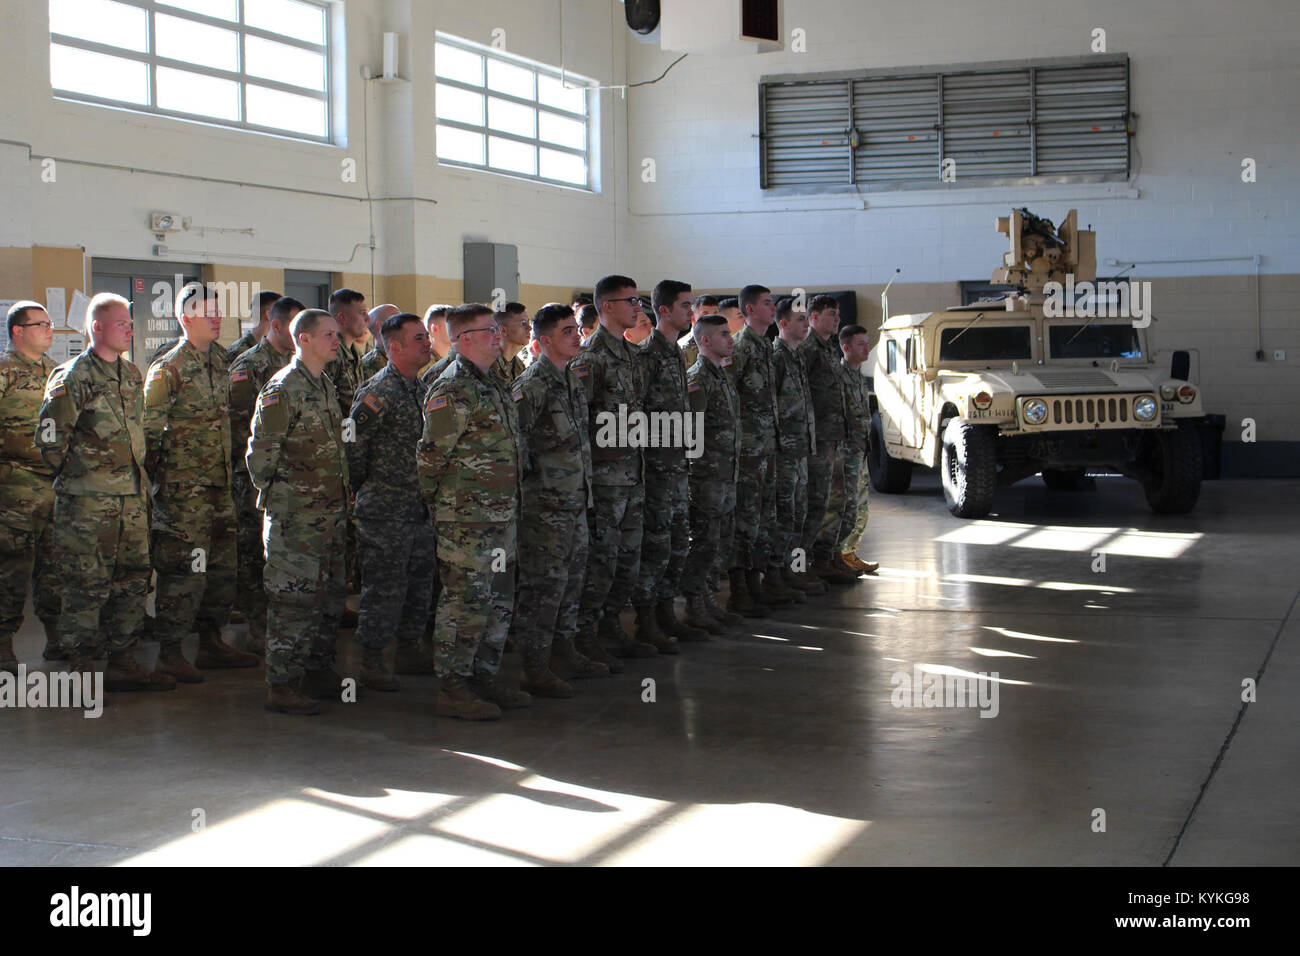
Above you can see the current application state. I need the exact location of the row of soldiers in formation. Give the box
[0,276,876,718]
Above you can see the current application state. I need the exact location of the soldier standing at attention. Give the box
[633,279,708,650]
[832,324,880,576]
[146,285,257,682]
[228,296,301,655]
[359,303,399,382]
[513,304,608,694]
[680,313,743,634]
[325,288,367,604]
[799,294,857,586]
[491,302,531,384]
[417,303,525,720]
[572,275,654,665]
[576,303,599,346]
[0,302,60,672]
[420,304,453,377]
[246,309,350,715]
[37,293,174,691]
[227,289,281,363]
[348,312,438,691]
[770,297,825,597]
[677,293,718,370]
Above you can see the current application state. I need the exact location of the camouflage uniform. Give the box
[417,355,522,679]
[490,351,527,386]
[226,330,259,363]
[0,348,60,651]
[681,356,740,591]
[800,330,847,563]
[359,339,387,383]
[227,338,291,629]
[632,328,691,607]
[513,356,592,671]
[417,348,448,381]
[419,351,457,390]
[771,337,816,569]
[347,365,436,652]
[571,325,646,630]
[144,341,237,645]
[36,350,150,656]
[677,330,699,372]
[150,337,181,366]
[246,357,350,684]
[325,340,364,589]
[834,358,872,554]
[728,324,780,571]
[416,349,456,621]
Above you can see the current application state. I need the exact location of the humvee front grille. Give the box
[1053,396,1129,425]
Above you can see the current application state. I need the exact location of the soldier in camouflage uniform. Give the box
[681,314,743,633]
[572,275,654,665]
[226,289,280,363]
[348,312,437,692]
[676,294,719,371]
[770,297,826,598]
[417,303,525,720]
[228,296,300,654]
[799,295,857,586]
[36,294,175,691]
[145,285,257,682]
[513,304,608,695]
[632,279,708,651]
[359,303,398,383]
[325,288,367,603]
[831,324,879,576]
[419,304,453,379]
[728,284,797,616]
[0,302,60,672]
[490,302,530,384]
[247,309,351,716]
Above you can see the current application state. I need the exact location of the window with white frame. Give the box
[48,0,333,142]
[435,33,594,189]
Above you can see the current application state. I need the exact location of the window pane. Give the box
[488,136,536,175]
[246,84,327,136]
[155,13,239,72]
[157,0,237,21]
[437,125,485,165]
[538,111,584,149]
[537,74,585,114]
[244,0,325,45]
[48,0,147,52]
[488,97,535,137]
[435,43,483,85]
[50,43,149,103]
[487,59,533,100]
[157,67,240,120]
[539,148,586,185]
[246,35,326,91]
[435,84,484,126]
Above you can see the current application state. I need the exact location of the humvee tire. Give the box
[941,420,997,518]
[868,412,913,493]
[1042,468,1087,491]
[1143,424,1203,514]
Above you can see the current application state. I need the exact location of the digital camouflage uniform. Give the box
[728,324,780,572]
[228,338,291,629]
[417,355,522,679]
[771,336,816,569]
[326,340,364,589]
[36,350,150,656]
[681,356,740,592]
[800,329,847,563]
[834,358,872,555]
[347,364,436,652]
[416,349,457,620]
[359,339,387,383]
[571,324,646,630]
[632,327,691,607]
[513,356,593,671]
[0,348,60,655]
[246,357,350,684]
[419,350,457,390]
[226,330,259,363]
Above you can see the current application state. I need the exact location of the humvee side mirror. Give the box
[1170,350,1190,381]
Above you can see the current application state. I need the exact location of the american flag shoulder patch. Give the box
[687,381,701,393]
[573,365,590,378]
[230,369,249,383]
[362,393,383,413]
[426,393,448,412]
[511,384,524,402]
[260,392,280,407]
[720,357,733,367]
[49,384,66,398]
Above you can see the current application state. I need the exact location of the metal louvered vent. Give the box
[759,55,1129,189]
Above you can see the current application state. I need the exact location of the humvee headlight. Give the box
[1023,399,1048,424]
[973,391,993,410]
[1160,385,1177,400]
[1134,396,1158,421]
[1177,385,1196,404]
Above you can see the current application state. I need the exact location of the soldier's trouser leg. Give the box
[758,455,779,570]
[773,455,807,569]
[355,516,437,651]
[434,521,513,679]
[840,449,872,554]
[151,484,238,644]
[632,470,688,607]
[0,487,61,639]
[233,475,268,626]
[807,440,843,563]
[54,492,149,656]
[602,482,644,620]
[516,507,587,670]
[682,480,732,596]
[263,514,346,685]
[578,485,631,630]
[732,455,764,571]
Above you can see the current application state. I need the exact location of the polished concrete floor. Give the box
[2,473,1296,866]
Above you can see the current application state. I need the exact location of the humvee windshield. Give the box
[939,325,1033,362]
[1049,324,1142,359]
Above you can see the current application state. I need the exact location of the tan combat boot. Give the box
[705,589,743,626]
[0,634,16,674]
[603,612,657,659]
[39,618,65,661]
[243,611,267,657]
[196,623,259,669]
[360,646,399,692]
[553,632,612,678]
[656,599,708,641]
[684,595,722,636]
[521,666,573,699]
[104,647,176,692]
[765,566,804,603]
[728,568,765,618]
[634,605,679,655]
[436,674,501,720]
[265,679,321,716]
[840,552,880,574]
[155,642,204,683]
[470,671,532,709]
